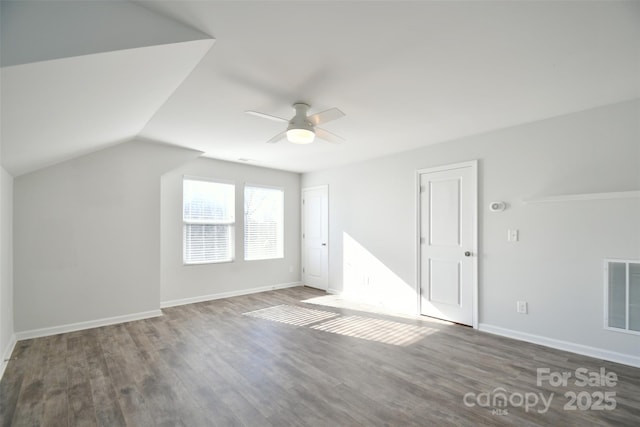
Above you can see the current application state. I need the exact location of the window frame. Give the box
[604,258,640,336]
[182,176,236,265]
[243,183,285,261]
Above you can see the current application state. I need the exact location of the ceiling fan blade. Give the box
[316,127,345,144]
[266,131,287,144]
[308,107,345,126]
[246,110,288,123]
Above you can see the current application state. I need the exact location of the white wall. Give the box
[302,99,640,360]
[161,157,301,305]
[13,140,201,333]
[0,164,15,370]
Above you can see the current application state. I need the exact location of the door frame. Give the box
[416,160,478,328]
[301,185,329,291]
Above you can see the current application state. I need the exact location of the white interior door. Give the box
[302,185,329,290]
[419,161,477,326]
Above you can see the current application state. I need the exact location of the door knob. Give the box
[464,251,471,257]
[322,243,327,246]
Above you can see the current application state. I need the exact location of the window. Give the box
[244,185,284,260]
[183,178,235,264]
[605,259,640,334]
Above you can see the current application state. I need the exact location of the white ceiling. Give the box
[2,1,639,176]
[0,0,214,175]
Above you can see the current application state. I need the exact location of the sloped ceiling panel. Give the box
[0,0,210,67]
[0,1,214,176]
[1,40,213,176]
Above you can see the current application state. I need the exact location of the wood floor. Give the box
[1,286,639,426]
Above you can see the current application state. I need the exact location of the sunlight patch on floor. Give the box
[310,315,437,346]
[302,294,454,326]
[244,304,438,346]
[243,304,339,326]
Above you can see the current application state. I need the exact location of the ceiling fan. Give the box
[246,103,345,144]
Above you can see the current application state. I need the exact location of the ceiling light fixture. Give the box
[286,104,316,144]
[286,127,315,144]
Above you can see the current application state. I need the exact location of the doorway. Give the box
[418,161,477,327]
[302,185,329,290]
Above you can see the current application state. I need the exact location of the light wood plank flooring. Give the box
[1,286,639,426]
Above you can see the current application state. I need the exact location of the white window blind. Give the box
[605,259,640,334]
[183,178,235,264]
[244,186,284,261]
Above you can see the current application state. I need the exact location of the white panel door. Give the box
[302,186,328,290]
[419,162,477,326]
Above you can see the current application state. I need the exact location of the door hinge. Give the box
[302,267,305,273]
[302,233,305,239]
[420,185,426,193]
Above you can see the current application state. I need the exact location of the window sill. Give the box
[183,259,234,266]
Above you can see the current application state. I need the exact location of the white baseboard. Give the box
[15,310,163,341]
[161,282,301,308]
[0,333,17,380]
[479,323,640,368]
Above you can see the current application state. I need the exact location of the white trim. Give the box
[470,161,478,329]
[604,326,640,336]
[479,323,640,368]
[183,174,235,186]
[0,334,17,380]
[161,282,301,308]
[415,172,421,316]
[416,160,479,328]
[15,310,163,341]
[416,160,478,175]
[301,184,330,193]
[243,182,285,192]
[604,260,610,334]
[523,190,640,204]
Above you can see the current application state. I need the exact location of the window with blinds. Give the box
[183,178,235,264]
[605,259,640,335]
[244,185,284,261]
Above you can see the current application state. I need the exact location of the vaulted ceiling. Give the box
[2,0,639,176]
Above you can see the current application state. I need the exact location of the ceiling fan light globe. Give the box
[286,128,315,144]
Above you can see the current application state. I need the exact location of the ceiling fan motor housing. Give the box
[288,103,314,133]
[286,103,315,143]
